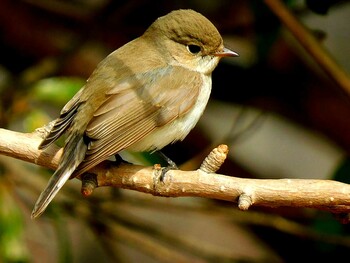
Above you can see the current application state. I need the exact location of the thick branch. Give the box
[1,127,350,215]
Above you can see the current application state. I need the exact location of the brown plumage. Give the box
[32,9,238,218]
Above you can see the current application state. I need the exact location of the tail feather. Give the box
[32,135,86,219]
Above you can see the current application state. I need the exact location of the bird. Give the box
[31,9,238,218]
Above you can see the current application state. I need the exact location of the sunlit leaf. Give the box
[31,77,85,106]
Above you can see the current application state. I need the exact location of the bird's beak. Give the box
[215,47,239,57]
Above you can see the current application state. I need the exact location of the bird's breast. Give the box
[128,74,212,152]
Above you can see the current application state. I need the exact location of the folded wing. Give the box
[76,65,201,175]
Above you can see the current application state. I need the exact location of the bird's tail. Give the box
[31,135,86,219]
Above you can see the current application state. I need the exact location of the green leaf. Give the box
[31,77,85,106]
[0,183,28,262]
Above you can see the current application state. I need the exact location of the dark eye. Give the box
[187,44,201,54]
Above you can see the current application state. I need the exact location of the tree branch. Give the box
[1,127,350,218]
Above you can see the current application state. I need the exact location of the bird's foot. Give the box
[157,151,178,181]
[114,154,131,165]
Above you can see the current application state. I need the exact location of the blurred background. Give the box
[1,0,350,262]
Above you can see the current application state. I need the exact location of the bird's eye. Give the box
[187,44,201,55]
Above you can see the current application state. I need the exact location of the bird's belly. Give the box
[128,74,212,152]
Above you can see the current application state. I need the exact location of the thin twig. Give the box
[264,0,350,95]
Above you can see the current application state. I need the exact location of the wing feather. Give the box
[74,65,202,176]
[39,98,83,149]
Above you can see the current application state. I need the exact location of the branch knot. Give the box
[200,144,229,173]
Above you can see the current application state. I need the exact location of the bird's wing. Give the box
[38,88,84,150]
[75,65,202,176]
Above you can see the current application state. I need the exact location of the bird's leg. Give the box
[157,151,178,181]
[157,151,178,169]
[114,154,131,165]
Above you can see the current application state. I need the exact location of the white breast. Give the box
[128,74,212,152]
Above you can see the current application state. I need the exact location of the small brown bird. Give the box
[32,9,238,218]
